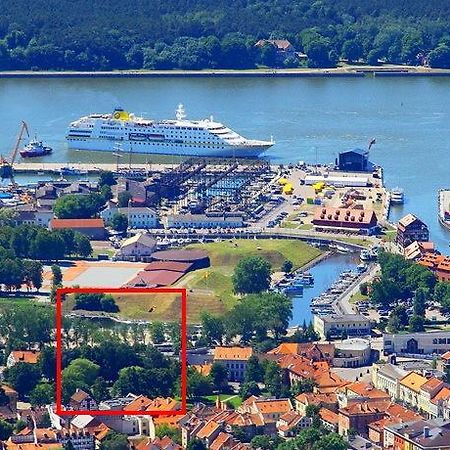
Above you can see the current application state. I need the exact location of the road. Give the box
[333,263,379,314]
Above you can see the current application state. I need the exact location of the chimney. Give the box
[423,426,430,438]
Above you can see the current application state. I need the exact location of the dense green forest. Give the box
[2,0,450,70]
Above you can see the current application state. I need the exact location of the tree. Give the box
[250,435,282,449]
[62,358,100,400]
[429,45,450,68]
[387,305,409,333]
[99,431,129,450]
[29,383,54,406]
[0,419,13,440]
[281,260,293,273]
[155,424,181,444]
[39,346,56,380]
[149,321,165,344]
[413,288,427,316]
[232,256,271,294]
[409,314,424,332]
[0,387,9,406]
[264,361,283,398]
[260,43,277,67]
[117,191,132,207]
[239,381,260,399]
[341,40,363,63]
[305,404,321,428]
[110,213,128,232]
[6,362,40,397]
[187,439,207,450]
[186,368,213,398]
[74,233,92,257]
[99,171,116,187]
[210,362,228,392]
[245,356,264,383]
[51,265,63,286]
[91,376,110,402]
[200,312,224,345]
[22,260,43,291]
[291,378,317,396]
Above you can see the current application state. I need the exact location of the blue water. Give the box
[0,76,449,250]
[290,252,358,326]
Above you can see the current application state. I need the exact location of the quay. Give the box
[12,162,173,174]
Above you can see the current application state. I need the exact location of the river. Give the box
[0,75,449,250]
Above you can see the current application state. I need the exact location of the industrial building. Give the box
[336,148,372,172]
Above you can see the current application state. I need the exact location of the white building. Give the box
[101,206,158,229]
[116,233,157,261]
[371,363,408,399]
[333,338,371,368]
[383,331,450,355]
[165,213,244,229]
[304,175,369,187]
[313,314,371,339]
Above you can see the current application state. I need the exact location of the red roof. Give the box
[144,261,193,273]
[126,270,184,287]
[51,218,105,229]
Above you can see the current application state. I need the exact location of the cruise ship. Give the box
[66,105,274,158]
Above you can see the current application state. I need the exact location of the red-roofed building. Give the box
[312,206,378,235]
[50,218,106,239]
[7,350,41,368]
[125,270,185,287]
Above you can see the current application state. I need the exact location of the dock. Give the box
[12,162,173,175]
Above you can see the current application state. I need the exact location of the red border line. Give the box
[55,287,187,417]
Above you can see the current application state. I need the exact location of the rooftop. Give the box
[50,218,105,229]
[400,372,428,393]
[214,346,253,361]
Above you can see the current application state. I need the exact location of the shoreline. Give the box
[3,66,450,79]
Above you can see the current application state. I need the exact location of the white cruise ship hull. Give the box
[66,106,274,158]
[67,139,270,158]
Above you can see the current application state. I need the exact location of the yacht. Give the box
[390,187,404,204]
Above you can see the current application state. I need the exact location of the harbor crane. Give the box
[0,121,29,179]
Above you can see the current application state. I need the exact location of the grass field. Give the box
[64,240,321,324]
[349,292,369,304]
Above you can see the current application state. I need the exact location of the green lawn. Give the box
[349,292,369,304]
[200,394,242,408]
[0,296,36,306]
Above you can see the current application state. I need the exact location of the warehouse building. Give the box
[336,148,372,172]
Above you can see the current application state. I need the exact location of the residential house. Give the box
[50,218,106,240]
[7,350,40,368]
[319,408,339,432]
[399,372,429,409]
[396,213,429,249]
[101,205,158,229]
[69,389,98,411]
[213,347,253,382]
[404,240,435,260]
[336,382,391,408]
[295,392,337,415]
[135,436,182,450]
[267,342,334,364]
[254,39,296,64]
[116,233,157,261]
[276,411,311,438]
[385,418,450,450]
[13,205,53,227]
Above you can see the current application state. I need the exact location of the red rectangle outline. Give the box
[55,287,187,417]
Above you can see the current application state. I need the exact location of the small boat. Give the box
[60,166,88,176]
[336,244,350,253]
[390,187,404,204]
[20,139,53,158]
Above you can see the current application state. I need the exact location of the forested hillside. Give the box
[2,0,450,70]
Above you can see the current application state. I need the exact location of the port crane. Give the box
[0,121,30,179]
